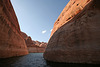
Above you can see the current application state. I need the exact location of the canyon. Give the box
[0,0,47,58]
[0,0,28,58]
[0,0,100,65]
[44,0,100,64]
[21,32,47,53]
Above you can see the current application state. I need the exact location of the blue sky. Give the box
[11,0,69,42]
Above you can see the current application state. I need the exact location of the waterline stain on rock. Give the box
[44,0,100,64]
[0,0,28,58]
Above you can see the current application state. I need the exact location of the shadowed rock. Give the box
[0,0,28,58]
[44,0,100,64]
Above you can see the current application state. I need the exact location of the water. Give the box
[0,53,99,67]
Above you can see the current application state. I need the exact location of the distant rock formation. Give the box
[21,32,47,53]
[44,0,100,64]
[21,32,37,47]
[0,0,28,58]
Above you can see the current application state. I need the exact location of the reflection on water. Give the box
[0,53,99,67]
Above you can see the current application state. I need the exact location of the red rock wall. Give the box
[44,0,100,64]
[51,0,92,37]
[21,32,47,53]
[0,0,28,58]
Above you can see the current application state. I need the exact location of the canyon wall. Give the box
[44,0,100,64]
[0,0,28,58]
[21,32,47,53]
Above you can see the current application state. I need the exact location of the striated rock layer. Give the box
[21,32,47,53]
[0,0,28,58]
[44,0,100,64]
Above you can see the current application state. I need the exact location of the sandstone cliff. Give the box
[21,32,47,53]
[0,0,28,58]
[21,32,37,47]
[44,0,100,64]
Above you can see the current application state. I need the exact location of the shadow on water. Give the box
[0,53,100,67]
[46,60,100,67]
[0,56,24,67]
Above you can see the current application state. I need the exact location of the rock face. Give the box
[44,0,100,64]
[21,32,36,47]
[0,0,28,58]
[21,32,47,53]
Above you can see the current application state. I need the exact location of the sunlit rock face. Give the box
[21,32,47,53]
[21,32,37,47]
[44,0,100,64]
[0,0,28,58]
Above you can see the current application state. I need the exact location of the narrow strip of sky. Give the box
[11,0,69,42]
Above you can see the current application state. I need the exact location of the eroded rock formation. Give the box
[44,0,100,64]
[21,32,47,53]
[0,0,28,58]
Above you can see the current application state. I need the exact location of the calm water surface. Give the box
[0,53,99,67]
